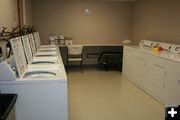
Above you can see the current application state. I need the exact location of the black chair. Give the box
[99,52,123,71]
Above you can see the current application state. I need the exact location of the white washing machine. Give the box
[33,32,57,51]
[21,35,62,66]
[0,36,67,120]
[28,33,57,57]
[0,61,67,120]
[0,33,67,120]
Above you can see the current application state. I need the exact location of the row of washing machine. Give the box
[0,32,68,120]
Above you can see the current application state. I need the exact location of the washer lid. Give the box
[33,32,41,49]
[21,35,33,64]
[10,37,27,78]
[28,34,37,56]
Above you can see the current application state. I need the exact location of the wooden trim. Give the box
[17,0,23,27]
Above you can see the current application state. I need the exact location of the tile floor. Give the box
[67,68,164,120]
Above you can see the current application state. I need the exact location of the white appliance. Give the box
[0,72,67,120]
[123,40,180,106]
[21,35,62,65]
[0,33,68,120]
[28,33,57,57]
[33,32,57,50]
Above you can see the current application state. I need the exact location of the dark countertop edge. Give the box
[59,44,124,47]
[0,94,18,120]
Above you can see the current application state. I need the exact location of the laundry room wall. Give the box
[32,0,133,44]
[24,0,33,25]
[132,0,180,45]
[0,0,18,30]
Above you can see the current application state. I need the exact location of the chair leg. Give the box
[80,61,83,73]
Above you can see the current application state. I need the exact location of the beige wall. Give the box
[132,0,180,45]
[0,0,18,29]
[2,0,180,45]
[32,0,133,44]
[25,0,32,25]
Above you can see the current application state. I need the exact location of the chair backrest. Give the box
[68,45,83,55]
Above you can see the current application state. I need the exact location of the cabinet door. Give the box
[133,57,148,85]
[167,74,180,105]
[173,75,180,104]
[123,49,134,81]
[166,63,180,105]
[150,64,166,89]
[146,63,166,103]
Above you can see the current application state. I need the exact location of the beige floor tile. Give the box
[68,69,164,120]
